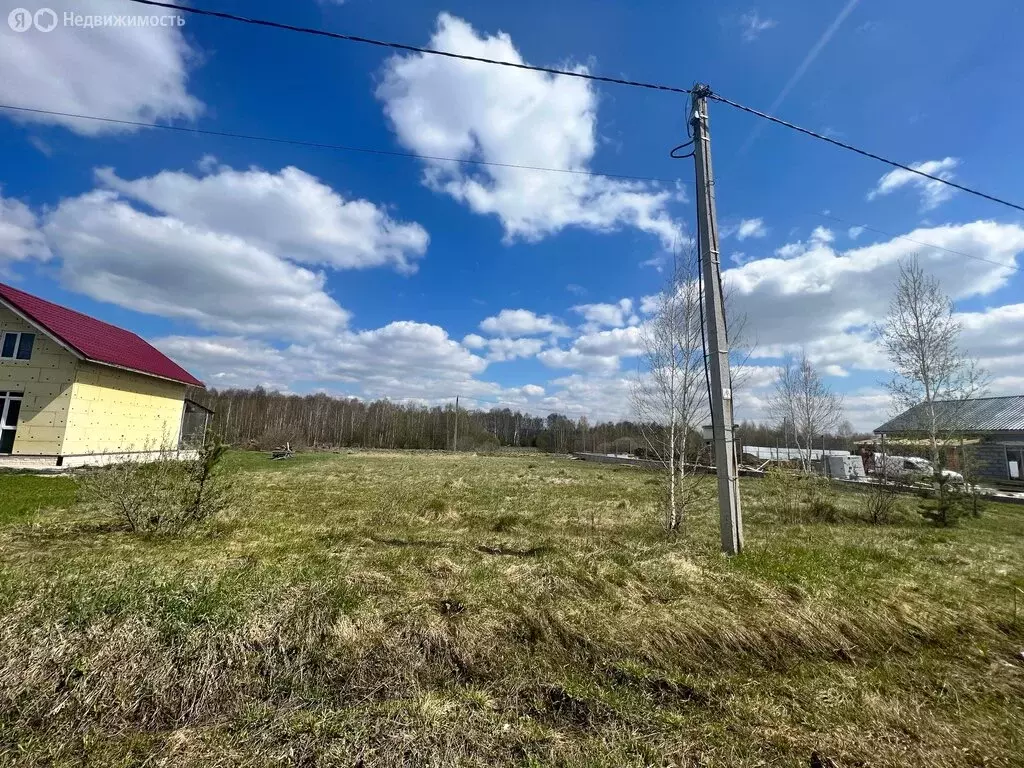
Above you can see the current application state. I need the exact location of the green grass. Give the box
[0,473,76,524]
[1,450,1023,767]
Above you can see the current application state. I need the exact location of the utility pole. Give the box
[453,395,459,452]
[691,84,744,556]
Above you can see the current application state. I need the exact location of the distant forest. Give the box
[187,387,867,455]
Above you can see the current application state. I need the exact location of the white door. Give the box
[0,392,22,454]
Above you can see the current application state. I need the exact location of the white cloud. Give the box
[539,374,635,421]
[736,365,785,392]
[810,225,834,244]
[538,326,644,375]
[462,333,487,349]
[95,165,428,273]
[538,347,621,375]
[376,13,682,247]
[868,157,959,211]
[736,218,767,241]
[956,303,1024,389]
[574,326,644,358]
[154,336,295,391]
[739,10,777,41]
[197,154,220,174]
[847,226,865,239]
[8,161,427,339]
[0,0,201,136]
[0,193,50,269]
[43,190,350,338]
[729,221,1024,380]
[155,323,490,402]
[480,309,569,337]
[728,221,1024,376]
[755,333,889,372]
[639,294,661,314]
[113,222,1024,436]
[771,226,834,259]
[775,241,807,259]
[641,253,670,272]
[572,299,634,329]
[304,322,488,388]
[485,337,545,362]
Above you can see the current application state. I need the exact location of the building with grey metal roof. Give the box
[874,396,1024,435]
[874,395,1024,485]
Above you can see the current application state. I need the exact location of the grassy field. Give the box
[1,451,1023,767]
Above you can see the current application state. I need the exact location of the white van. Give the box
[873,454,964,483]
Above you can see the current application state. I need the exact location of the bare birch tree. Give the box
[876,257,987,467]
[632,246,711,531]
[767,353,844,469]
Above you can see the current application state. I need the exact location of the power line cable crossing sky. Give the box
[124,0,1024,215]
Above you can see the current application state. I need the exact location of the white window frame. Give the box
[0,391,23,453]
[0,331,34,361]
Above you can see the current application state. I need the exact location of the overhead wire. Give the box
[707,92,1024,215]
[124,0,1024,215]
[814,212,1018,272]
[0,103,676,185]
[123,0,691,95]
[16,3,1021,276]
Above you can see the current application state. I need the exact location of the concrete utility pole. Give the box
[453,395,459,452]
[690,84,744,555]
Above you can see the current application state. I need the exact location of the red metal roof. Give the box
[0,282,204,388]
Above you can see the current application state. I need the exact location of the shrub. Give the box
[801,475,842,523]
[758,467,803,520]
[758,468,843,523]
[918,473,975,527]
[864,478,905,525]
[78,435,235,535]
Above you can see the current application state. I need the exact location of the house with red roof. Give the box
[0,282,209,467]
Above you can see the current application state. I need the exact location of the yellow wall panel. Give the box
[62,362,186,455]
[0,306,76,455]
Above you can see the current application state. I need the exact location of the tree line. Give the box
[186,387,656,454]
[185,386,865,457]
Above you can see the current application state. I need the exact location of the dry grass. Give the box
[1,451,1023,767]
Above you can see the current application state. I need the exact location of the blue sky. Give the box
[1,0,1023,429]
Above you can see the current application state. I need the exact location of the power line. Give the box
[708,92,1024,215]
[123,0,691,96]
[0,103,674,185]
[5,118,1009,275]
[816,212,1019,272]
[125,1,1024,215]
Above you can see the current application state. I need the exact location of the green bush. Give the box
[758,468,843,524]
[758,467,803,520]
[918,473,980,527]
[802,475,842,523]
[863,478,907,524]
[78,436,235,535]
